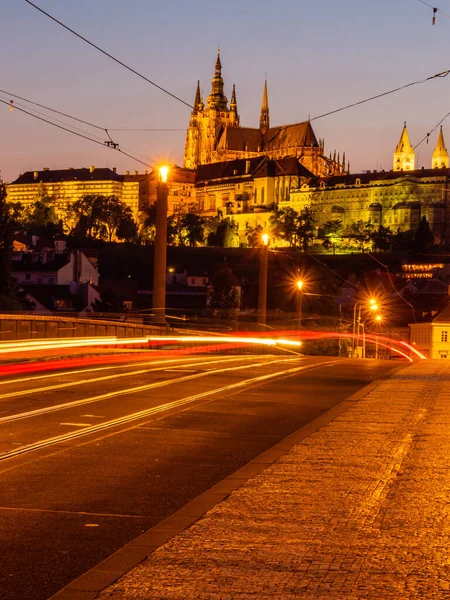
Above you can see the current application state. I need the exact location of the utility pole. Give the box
[257,234,269,329]
[152,166,169,326]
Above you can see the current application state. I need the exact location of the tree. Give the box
[246,223,264,247]
[371,225,393,252]
[207,218,240,247]
[321,219,343,254]
[0,180,34,310]
[70,195,137,242]
[344,220,373,253]
[269,207,315,249]
[412,216,434,253]
[209,264,240,320]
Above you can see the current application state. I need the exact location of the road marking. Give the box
[60,423,92,427]
[0,355,271,387]
[0,360,340,462]
[163,369,197,372]
[0,358,302,425]
[0,356,268,402]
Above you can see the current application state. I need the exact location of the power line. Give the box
[23,0,450,132]
[310,70,450,122]
[2,89,184,133]
[0,94,107,144]
[1,98,155,169]
[415,0,450,19]
[23,0,196,113]
[1,88,105,131]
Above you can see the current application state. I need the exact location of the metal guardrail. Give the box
[0,314,165,341]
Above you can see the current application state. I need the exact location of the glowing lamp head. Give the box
[159,165,169,183]
[376,314,382,322]
[296,280,304,291]
[262,233,269,246]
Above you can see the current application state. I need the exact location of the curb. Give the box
[48,363,407,600]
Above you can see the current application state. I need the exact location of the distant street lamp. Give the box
[152,165,169,326]
[296,280,304,330]
[353,297,381,358]
[375,314,383,359]
[257,233,270,328]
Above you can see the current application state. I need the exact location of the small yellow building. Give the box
[409,303,450,359]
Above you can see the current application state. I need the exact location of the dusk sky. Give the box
[2,0,450,182]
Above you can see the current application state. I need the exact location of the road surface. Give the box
[0,353,398,600]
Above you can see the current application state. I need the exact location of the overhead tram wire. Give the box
[310,70,450,122]
[0,88,105,131]
[0,98,155,169]
[1,89,175,162]
[23,0,196,113]
[414,0,450,19]
[23,0,450,132]
[0,94,107,144]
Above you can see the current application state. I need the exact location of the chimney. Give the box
[112,167,117,173]
[33,171,38,180]
[126,170,130,176]
[245,160,251,174]
[134,170,138,176]
[43,167,49,171]
[89,165,95,173]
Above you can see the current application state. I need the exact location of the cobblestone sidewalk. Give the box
[97,361,450,599]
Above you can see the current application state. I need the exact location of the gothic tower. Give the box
[184,51,238,169]
[393,122,415,171]
[432,126,449,169]
[260,79,270,136]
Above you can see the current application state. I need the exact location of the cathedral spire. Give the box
[230,83,237,111]
[193,80,203,112]
[394,122,415,171]
[260,78,270,136]
[432,126,449,169]
[207,50,228,110]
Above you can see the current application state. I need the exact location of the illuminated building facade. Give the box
[147,166,195,215]
[410,304,450,359]
[284,127,450,244]
[7,167,142,221]
[184,52,346,177]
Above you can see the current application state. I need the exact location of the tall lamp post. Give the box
[152,165,169,326]
[352,298,379,358]
[296,280,304,330]
[257,233,269,329]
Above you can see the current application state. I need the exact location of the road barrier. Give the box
[0,314,164,341]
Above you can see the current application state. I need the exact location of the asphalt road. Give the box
[0,353,399,600]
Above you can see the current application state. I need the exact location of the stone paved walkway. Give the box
[97,360,450,599]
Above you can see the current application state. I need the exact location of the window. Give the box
[261,188,265,204]
[441,330,448,342]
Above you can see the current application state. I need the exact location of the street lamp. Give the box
[374,314,382,359]
[152,165,170,326]
[296,280,304,330]
[352,298,381,358]
[257,233,270,329]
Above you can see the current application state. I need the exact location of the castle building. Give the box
[284,127,450,244]
[184,52,346,178]
[393,122,415,171]
[7,167,142,220]
[432,127,449,170]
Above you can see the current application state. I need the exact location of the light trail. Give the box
[0,355,271,396]
[0,360,340,462]
[0,357,312,425]
[0,354,272,387]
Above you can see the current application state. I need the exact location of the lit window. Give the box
[441,331,448,342]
